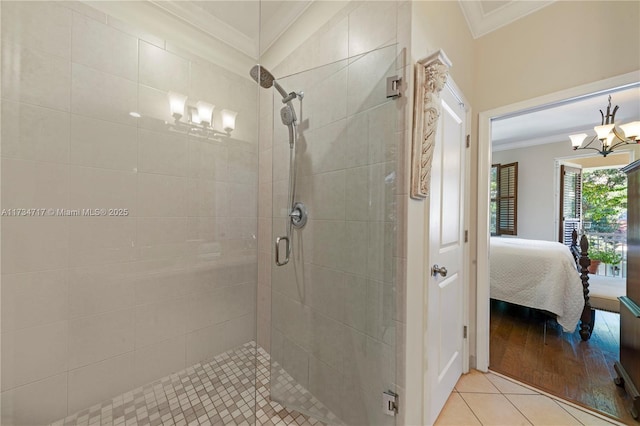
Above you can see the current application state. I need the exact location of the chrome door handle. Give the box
[275,236,290,266]
[432,264,447,277]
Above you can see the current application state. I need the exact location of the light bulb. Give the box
[620,121,640,141]
[569,133,588,149]
[604,133,615,148]
[221,109,237,132]
[168,92,187,120]
[196,101,214,126]
[594,123,614,140]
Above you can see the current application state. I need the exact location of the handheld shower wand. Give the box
[250,65,302,147]
[250,65,307,266]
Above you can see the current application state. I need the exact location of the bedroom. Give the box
[487,84,640,423]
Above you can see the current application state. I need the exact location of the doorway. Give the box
[476,72,640,422]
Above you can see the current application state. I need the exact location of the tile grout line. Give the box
[457,375,576,426]
[550,398,588,426]
[455,392,485,426]
[488,370,624,426]
[498,392,535,426]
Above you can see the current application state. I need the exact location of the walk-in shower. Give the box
[0,1,403,425]
[250,65,307,267]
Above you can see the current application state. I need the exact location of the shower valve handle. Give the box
[275,236,290,266]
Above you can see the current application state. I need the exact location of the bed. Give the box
[490,231,594,340]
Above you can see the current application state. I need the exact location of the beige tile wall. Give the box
[0,2,259,425]
[257,2,410,424]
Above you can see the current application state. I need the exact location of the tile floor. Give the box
[51,342,332,426]
[50,345,627,426]
[435,370,627,426]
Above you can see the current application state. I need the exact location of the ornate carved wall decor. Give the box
[411,50,452,199]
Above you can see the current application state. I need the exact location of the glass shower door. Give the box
[269,44,400,425]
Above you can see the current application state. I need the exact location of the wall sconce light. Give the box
[168,92,188,121]
[221,109,237,133]
[167,92,236,138]
[196,101,215,127]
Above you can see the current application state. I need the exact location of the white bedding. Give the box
[490,237,584,332]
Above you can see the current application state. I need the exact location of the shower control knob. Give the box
[290,202,308,229]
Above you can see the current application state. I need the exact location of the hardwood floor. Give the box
[490,299,638,424]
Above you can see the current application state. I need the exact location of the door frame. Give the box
[475,70,640,371]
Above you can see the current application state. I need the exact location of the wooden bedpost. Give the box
[573,229,595,341]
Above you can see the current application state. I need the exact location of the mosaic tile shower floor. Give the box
[51,343,336,426]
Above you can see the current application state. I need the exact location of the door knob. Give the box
[432,264,447,277]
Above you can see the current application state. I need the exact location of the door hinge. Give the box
[466,134,470,148]
[382,390,398,416]
[463,325,468,338]
[386,76,402,99]
[464,230,468,243]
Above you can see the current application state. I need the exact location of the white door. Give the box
[425,83,468,425]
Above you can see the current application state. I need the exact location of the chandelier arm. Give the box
[608,140,635,151]
[575,146,604,153]
[580,135,600,149]
[611,127,629,142]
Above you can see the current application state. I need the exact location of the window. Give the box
[490,162,518,235]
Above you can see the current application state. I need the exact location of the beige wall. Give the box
[475,1,640,113]
[406,2,476,425]
[408,1,639,423]
[411,1,475,105]
[571,151,635,169]
[493,144,638,242]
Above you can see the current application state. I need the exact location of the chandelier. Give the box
[569,95,640,157]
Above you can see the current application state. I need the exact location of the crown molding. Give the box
[148,1,312,60]
[459,0,555,39]
[260,1,313,55]
[149,1,257,58]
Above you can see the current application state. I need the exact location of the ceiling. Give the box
[150,1,311,58]
[153,1,559,57]
[492,84,640,151]
[458,0,555,39]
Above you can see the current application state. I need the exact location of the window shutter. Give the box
[490,165,499,235]
[560,165,582,245]
[497,162,518,235]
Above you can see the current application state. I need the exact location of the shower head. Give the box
[249,64,289,100]
[249,65,274,89]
